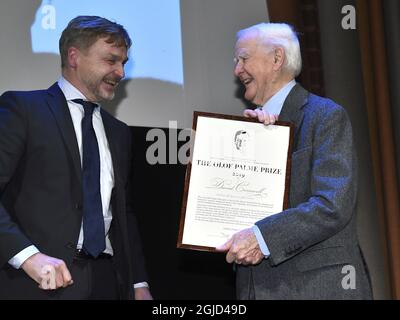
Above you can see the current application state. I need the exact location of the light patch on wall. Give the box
[30,0,184,85]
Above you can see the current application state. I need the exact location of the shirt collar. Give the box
[57,77,101,109]
[261,79,296,116]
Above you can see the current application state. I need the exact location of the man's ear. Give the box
[67,47,80,69]
[272,47,285,70]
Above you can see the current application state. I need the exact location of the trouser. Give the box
[0,251,120,300]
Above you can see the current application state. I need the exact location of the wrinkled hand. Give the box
[134,287,153,300]
[21,252,73,290]
[244,109,278,125]
[216,228,264,265]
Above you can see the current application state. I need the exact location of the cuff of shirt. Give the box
[8,245,40,269]
[252,225,270,258]
[134,282,149,289]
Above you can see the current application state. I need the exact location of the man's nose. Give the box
[234,62,243,77]
[115,64,125,79]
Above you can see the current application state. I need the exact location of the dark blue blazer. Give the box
[0,83,147,299]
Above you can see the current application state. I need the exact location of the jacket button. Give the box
[75,203,82,210]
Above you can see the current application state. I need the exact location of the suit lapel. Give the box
[279,84,308,149]
[45,83,82,184]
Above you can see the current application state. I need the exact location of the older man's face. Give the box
[234,33,275,106]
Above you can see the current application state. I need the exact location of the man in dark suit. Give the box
[217,23,372,299]
[0,16,152,299]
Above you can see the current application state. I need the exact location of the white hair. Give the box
[237,23,302,77]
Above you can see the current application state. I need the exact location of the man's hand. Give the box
[216,228,264,265]
[21,252,73,290]
[134,287,153,300]
[244,109,278,125]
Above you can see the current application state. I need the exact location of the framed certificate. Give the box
[177,111,293,251]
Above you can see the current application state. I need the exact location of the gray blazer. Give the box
[236,84,373,299]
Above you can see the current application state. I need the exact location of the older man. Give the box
[218,23,372,299]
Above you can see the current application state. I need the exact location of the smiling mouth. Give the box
[104,79,118,87]
[242,78,252,86]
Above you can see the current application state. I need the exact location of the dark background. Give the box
[130,127,236,299]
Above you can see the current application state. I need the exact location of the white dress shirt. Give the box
[58,77,115,255]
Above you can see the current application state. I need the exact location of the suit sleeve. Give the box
[0,92,32,266]
[256,104,357,266]
[124,126,149,283]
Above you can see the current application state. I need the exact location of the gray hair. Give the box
[237,23,302,77]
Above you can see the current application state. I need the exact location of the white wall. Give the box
[180,0,269,129]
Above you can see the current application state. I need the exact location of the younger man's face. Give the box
[74,37,128,102]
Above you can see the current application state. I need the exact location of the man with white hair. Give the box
[217,23,372,299]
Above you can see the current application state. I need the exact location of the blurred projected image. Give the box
[31,0,183,85]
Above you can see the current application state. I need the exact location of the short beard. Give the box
[89,81,115,102]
